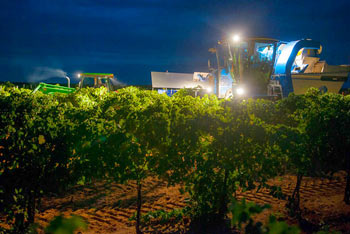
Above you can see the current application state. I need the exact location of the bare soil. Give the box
[4,172,350,233]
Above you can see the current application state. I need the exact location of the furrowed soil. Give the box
[3,172,350,233]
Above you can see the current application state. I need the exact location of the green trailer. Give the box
[32,83,76,94]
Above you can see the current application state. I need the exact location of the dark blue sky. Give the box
[1,0,349,85]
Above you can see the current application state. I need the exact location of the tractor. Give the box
[208,36,350,99]
[33,73,116,94]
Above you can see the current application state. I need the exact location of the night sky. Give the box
[1,0,349,85]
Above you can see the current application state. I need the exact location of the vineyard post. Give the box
[218,169,228,219]
[136,180,142,234]
[289,173,303,218]
[218,101,229,219]
[344,151,350,204]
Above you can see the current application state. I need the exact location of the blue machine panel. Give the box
[157,89,178,96]
[274,39,321,97]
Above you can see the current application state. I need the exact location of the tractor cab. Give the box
[78,73,115,91]
[229,37,278,95]
[210,37,279,98]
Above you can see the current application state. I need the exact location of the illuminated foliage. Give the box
[0,85,349,233]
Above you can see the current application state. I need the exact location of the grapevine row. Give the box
[1,85,349,233]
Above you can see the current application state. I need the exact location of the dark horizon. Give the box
[1,0,349,85]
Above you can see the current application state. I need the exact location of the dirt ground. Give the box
[4,172,350,233]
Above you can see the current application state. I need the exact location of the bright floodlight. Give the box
[77,73,81,78]
[236,87,245,95]
[232,35,240,43]
[206,87,212,92]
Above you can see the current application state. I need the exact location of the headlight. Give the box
[232,34,241,43]
[236,87,245,95]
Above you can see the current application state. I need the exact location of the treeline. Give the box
[1,86,349,233]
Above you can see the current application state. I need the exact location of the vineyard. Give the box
[1,85,350,233]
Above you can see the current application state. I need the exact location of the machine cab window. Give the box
[78,73,115,91]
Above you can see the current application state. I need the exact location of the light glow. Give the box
[232,35,240,43]
[77,73,81,78]
[206,87,212,92]
[236,87,245,95]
